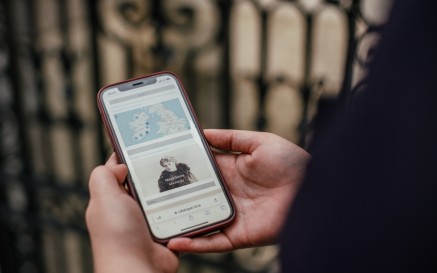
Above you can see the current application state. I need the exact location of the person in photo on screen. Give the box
[158,156,197,192]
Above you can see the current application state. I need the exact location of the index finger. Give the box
[168,232,234,253]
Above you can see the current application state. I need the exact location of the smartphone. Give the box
[97,72,235,243]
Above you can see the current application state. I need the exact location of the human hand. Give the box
[168,129,311,253]
[86,154,179,273]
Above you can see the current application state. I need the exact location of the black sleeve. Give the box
[280,0,437,272]
[158,174,167,192]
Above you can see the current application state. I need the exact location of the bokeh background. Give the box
[0,0,393,272]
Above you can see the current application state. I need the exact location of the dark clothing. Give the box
[158,163,196,192]
[281,0,437,272]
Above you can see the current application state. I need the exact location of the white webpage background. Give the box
[102,77,220,211]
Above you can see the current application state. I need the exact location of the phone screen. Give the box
[98,72,234,240]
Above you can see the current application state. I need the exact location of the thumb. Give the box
[204,129,262,154]
[108,164,128,185]
[88,164,128,199]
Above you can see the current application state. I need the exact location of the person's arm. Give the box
[168,129,311,253]
[158,175,166,192]
[86,154,179,273]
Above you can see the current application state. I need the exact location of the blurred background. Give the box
[0,0,393,272]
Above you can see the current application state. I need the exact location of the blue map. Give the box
[114,99,190,147]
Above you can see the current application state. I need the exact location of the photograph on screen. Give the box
[131,143,213,196]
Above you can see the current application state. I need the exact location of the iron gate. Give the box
[0,0,392,272]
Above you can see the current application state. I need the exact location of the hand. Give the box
[168,129,311,253]
[86,154,179,273]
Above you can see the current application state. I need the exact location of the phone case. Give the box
[97,71,236,243]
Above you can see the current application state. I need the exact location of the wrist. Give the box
[91,239,154,273]
[93,251,156,273]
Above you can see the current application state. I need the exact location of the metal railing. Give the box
[0,0,392,272]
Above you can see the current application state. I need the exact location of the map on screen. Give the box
[114,98,190,147]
